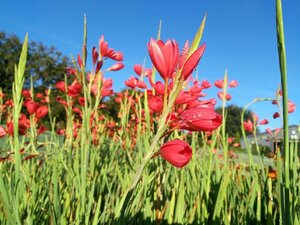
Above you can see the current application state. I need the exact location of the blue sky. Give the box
[0,0,299,130]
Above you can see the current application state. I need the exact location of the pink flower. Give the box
[288,101,296,113]
[0,126,6,137]
[148,38,179,81]
[134,64,142,76]
[125,76,138,89]
[159,139,192,168]
[108,62,124,71]
[111,52,124,61]
[218,92,231,101]
[92,46,99,65]
[99,35,114,58]
[214,80,224,89]
[259,119,269,125]
[179,107,222,131]
[201,80,212,89]
[229,80,238,87]
[243,119,253,132]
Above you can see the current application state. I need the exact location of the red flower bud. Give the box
[179,107,222,132]
[159,139,192,168]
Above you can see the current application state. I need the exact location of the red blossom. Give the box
[259,119,269,125]
[55,81,66,92]
[36,105,48,119]
[25,100,38,115]
[67,81,82,97]
[108,62,124,71]
[179,107,222,132]
[159,139,192,168]
[214,80,224,89]
[201,80,212,89]
[148,38,179,81]
[243,119,253,132]
[147,93,163,113]
[229,80,238,87]
[181,43,206,81]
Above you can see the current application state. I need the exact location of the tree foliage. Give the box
[216,104,253,137]
[0,31,70,93]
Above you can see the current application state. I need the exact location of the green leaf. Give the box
[188,14,206,58]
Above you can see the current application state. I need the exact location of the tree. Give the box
[0,31,71,93]
[216,104,253,137]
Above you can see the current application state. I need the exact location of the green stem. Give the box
[276,0,290,224]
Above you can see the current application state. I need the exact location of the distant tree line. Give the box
[0,31,71,93]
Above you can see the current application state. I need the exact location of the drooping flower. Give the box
[179,107,222,131]
[159,139,192,168]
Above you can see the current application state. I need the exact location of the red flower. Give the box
[201,80,212,89]
[92,46,99,65]
[125,77,138,89]
[259,119,269,125]
[99,35,114,58]
[243,119,253,132]
[229,80,238,87]
[214,80,224,89]
[273,112,280,119]
[218,92,231,101]
[147,93,163,113]
[134,64,142,76]
[25,100,38,115]
[181,43,206,81]
[159,139,192,168]
[108,62,124,71]
[179,107,222,131]
[22,89,31,99]
[288,101,296,113]
[36,105,48,119]
[111,52,124,61]
[0,126,6,137]
[148,38,179,81]
[55,81,66,92]
[67,81,82,97]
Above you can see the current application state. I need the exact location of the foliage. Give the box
[216,104,254,137]
[0,31,70,93]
